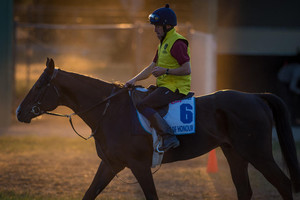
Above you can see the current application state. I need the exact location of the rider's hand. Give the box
[125,79,136,88]
[152,66,167,77]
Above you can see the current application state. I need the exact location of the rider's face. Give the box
[154,25,164,40]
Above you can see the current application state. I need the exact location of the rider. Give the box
[125,4,191,152]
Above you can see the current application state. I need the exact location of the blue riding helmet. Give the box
[148,4,177,26]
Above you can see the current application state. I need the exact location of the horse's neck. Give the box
[55,70,113,126]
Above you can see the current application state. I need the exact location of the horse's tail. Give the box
[258,93,300,192]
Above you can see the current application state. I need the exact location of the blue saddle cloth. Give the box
[129,87,196,135]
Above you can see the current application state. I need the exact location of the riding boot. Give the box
[148,113,180,152]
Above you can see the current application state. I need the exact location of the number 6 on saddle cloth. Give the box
[130,87,196,136]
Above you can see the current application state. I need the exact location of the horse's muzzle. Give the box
[16,106,32,123]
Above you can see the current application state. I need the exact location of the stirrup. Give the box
[158,138,180,152]
[155,141,164,154]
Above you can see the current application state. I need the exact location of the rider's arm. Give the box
[152,61,191,77]
[166,61,191,75]
[125,62,156,87]
[165,39,191,76]
[152,40,191,77]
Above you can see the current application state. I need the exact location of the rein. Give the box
[30,68,162,184]
[31,68,126,140]
[44,87,126,140]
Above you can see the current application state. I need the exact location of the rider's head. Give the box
[148,4,177,40]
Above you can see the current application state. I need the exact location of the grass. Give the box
[0,132,299,200]
[0,135,98,200]
[0,191,58,200]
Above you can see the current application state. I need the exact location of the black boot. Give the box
[148,113,180,152]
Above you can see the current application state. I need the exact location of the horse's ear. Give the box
[45,58,55,74]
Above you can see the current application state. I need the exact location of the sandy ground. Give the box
[1,115,300,199]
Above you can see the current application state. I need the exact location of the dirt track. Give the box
[1,115,300,200]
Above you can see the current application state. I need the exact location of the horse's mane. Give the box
[59,69,125,89]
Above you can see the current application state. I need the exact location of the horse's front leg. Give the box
[82,161,124,200]
[130,165,158,200]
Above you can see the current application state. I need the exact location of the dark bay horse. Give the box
[17,58,300,200]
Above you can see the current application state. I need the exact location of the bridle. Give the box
[31,69,60,116]
[31,68,126,140]
[29,69,160,184]
[30,68,144,184]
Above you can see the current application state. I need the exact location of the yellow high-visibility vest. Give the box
[156,28,191,95]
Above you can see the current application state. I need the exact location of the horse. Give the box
[16,58,300,200]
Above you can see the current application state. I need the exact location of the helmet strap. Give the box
[161,25,173,43]
[161,25,167,42]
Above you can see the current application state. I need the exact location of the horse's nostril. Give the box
[16,106,25,120]
[16,106,21,116]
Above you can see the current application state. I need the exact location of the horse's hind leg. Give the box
[233,130,293,199]
[249,155,293,200]
[221,145,253,200]
[83,161,124,200]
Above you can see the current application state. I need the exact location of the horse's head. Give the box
[17,58,60,123]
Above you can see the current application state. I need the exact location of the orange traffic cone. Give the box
[206,149,218,173]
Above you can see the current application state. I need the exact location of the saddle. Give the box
[129,86,195,168]
[129,86,195,136]
[130,85,194,117]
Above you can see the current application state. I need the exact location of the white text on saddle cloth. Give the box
[137,97,196,135]
[164,97,195,135]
